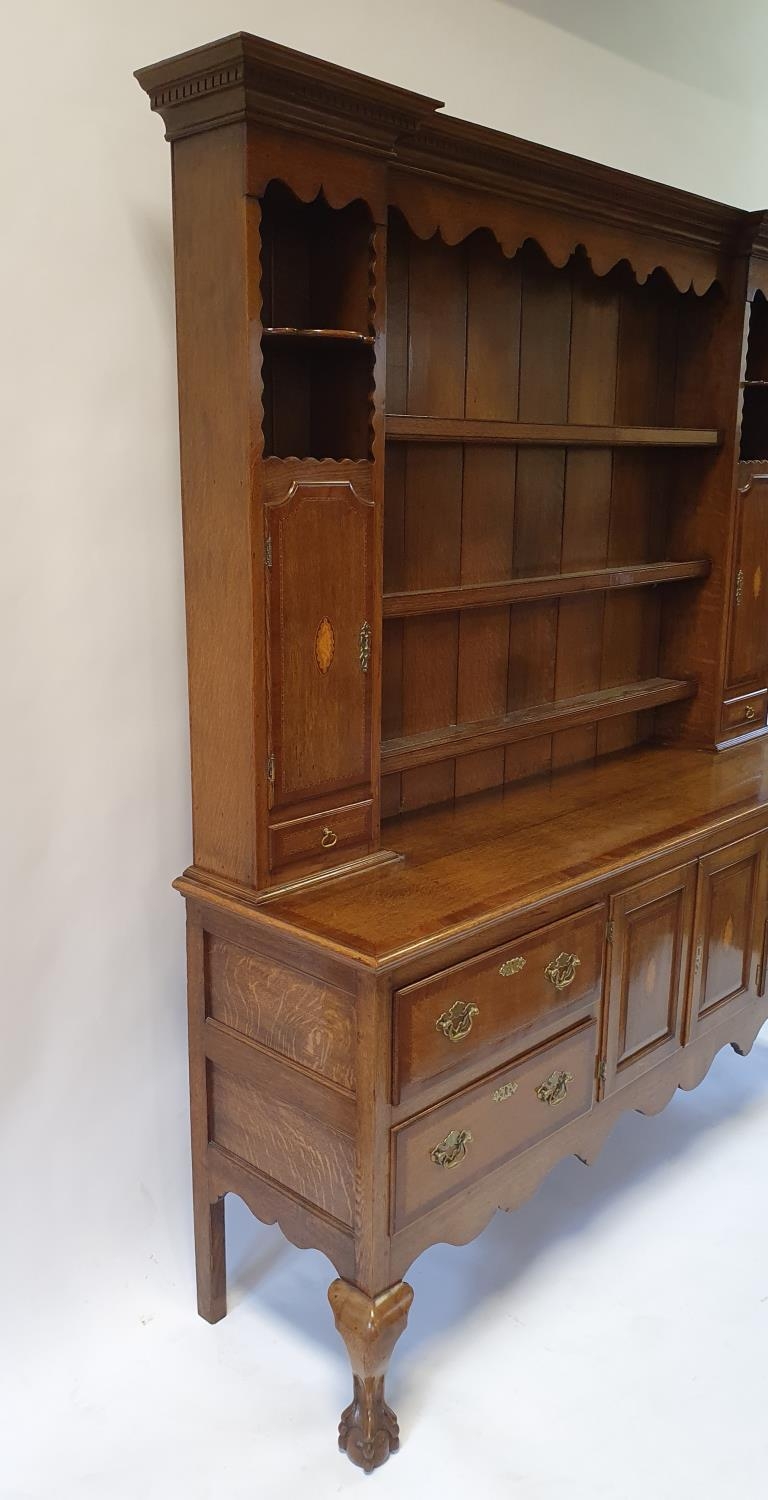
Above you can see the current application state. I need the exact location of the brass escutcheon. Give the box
[435,999,479,1042]
[499,955,526,977]
[536,1069,573,1106]
[359,620,372,673]
[544,951,581,991]
[430,1127,472,1169]
[321,826,338,849]
[492,1081,519,1103]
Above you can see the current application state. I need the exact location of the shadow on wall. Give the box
[218,1029,768,1377]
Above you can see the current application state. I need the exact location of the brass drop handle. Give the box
[431,1127,472,1169]
[745,704,757,722]
[536,1069,573,1106]
[545,951,581,991]
[321,826,338,849]
[435,999,479,1042]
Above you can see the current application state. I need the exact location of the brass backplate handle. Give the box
[536,1069,573,1106]
[745,703,757,722]
[430,1128,473,1169]
[321,826,338,849]
[435,999,479,1042]
[544,951,581,991]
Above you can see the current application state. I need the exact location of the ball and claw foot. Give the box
[338,1375,400,1472]
[328,1278,414,1473]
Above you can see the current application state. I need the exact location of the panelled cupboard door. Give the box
[727,472,768,692]
[602,864,696,1097]
[265,478,374,810]
[685,832,768,1043]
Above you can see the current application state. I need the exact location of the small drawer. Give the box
[269,799,372,874]
[392,1019,597,1231]
[720,691,767,738]
[393,903,605,1104]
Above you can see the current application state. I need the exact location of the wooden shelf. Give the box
[384,560,710,618]
[262,326,374,344]
[381,677,696,774]
[385,415,720,447]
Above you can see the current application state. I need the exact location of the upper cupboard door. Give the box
[265,478,375,810]
[727,473,768,692]
[686,832,768,1043]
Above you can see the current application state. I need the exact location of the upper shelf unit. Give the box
[385,416,720,447]
[259,183,375,461]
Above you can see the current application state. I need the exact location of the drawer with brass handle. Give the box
[268,798,372,875]
[392,1019,597,1231]
[392,903,604,1104]
[720,691,767,740]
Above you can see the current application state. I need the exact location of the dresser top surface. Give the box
[255,739,768,967]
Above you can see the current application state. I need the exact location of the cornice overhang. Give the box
[136,33,761,292]
[134,32,442,152]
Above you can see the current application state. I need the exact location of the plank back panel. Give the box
[382,221,692,818]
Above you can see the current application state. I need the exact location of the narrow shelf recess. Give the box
[741,380,768,388]
[381,677,697,774]
[385,416,720,447]
[262,327,374,343]
[384,560,710,618]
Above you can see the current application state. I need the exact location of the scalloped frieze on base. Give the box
[208,1142,356,1282]
[389,1002,768,1281]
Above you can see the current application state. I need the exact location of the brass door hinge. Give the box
[598,1060,608,1085]
[606,920,614,944]
[266,753,275,783]
[264,533,272,569]
[735,567,744,606]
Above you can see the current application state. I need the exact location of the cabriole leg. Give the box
[328,1278,413,1472]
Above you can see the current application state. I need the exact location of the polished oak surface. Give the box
[137,30,768,1477]
[256,738,768,964]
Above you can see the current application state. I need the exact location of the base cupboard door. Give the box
[686,832,768,1043]
[602,864,697,1097]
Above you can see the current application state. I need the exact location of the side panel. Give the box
[171,125,260,883]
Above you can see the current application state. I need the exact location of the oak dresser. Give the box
[136,33,768,1472]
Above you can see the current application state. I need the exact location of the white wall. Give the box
[3,4,768,1495]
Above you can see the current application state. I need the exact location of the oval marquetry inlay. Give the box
[723,914,734,948]
[314,617,335,673]
[753,565,762,600]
